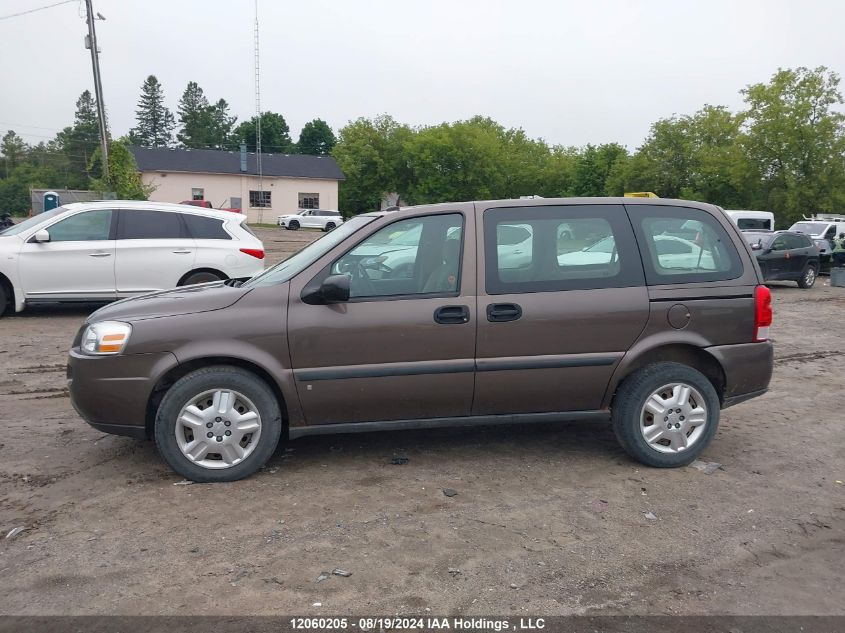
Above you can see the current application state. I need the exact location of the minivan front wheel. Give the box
[612,362,719,468]
[154,366,282,482]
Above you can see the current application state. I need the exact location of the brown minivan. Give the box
[68,198,774,482]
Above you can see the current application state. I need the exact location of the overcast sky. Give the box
[1,0,844,151]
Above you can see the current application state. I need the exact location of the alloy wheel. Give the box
[174,389,262,469]
[639,382,707,454]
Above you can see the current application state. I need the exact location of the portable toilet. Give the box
[43,191,60,212]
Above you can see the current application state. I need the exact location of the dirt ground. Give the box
[0,225,843,616]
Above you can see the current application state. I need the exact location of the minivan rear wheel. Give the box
[154,366,283,482]
[611,362,719,468]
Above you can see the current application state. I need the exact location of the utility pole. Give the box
[254,0,263,222]
[84,0,109,183]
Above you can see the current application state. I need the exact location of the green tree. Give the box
[740,66,845,223]
[89,138,151,199]
[128,75,175,148]
[233,112,295,153]
[1,130,27,174]
[55,90,101,188]
[332,115,412,214]
[176,81,211,148]
[572,143,629,196]
[207,99,237,150]
[297,118,337,155]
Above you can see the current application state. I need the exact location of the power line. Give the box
[0,0,77,21]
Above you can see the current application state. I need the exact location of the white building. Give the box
[131,146,345,223]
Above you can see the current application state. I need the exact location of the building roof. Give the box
[129,146,345,181]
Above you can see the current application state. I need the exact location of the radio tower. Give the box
[253,0,264,222]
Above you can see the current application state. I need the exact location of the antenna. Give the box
[253,0,263,222]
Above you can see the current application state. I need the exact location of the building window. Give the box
[249,190,271,208]
[299,193,319,209]
[191,188,204,200]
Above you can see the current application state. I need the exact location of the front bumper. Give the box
[67,348,178,439]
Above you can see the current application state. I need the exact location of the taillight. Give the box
[240,248,265,259]
[753,285,772,342]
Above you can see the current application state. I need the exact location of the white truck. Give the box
[788,214,845,261]
[725,210,775,231]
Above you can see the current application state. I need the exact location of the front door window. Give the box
[332,214,463,298]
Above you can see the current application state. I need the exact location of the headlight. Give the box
[80,321,132,355]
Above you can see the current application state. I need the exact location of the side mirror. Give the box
[33,229,50,243]
[303,274,350,305]
[751,242,762,251]
[320,274,350,303]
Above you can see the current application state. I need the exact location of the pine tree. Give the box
[207,99,237,150]
[176,81,211,148]
[56,90,102,188]
[128,75,175,148]
[1,131,27,170]
[297,118,336,155]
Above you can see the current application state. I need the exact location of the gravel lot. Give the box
[0,225,843,616]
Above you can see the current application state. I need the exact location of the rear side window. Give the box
[786,233,812,249]
[737,218,771,230]
[484,204,644,294]
[627,205,743,285]
[118,210,185,239]
[182,214,231,240]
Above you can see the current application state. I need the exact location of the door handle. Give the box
[172,250,193,254]
[434,305,470,324]
[487,302,522,322]
[88,252,111,257]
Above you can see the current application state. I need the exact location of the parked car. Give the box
[725,210,775,231]
[278,209,343,231]
[788,215,845,269]
[743,230,819,288]
[558,234,715,270]
[68,197,773,482]
[180,200,242,214]
[0,201,265,316]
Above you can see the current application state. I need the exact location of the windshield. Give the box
[0,207,66,236]
[244,215,375,287]
[789,222,826,235]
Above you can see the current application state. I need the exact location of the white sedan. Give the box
[0,201,265,316]
[278,209,344,232]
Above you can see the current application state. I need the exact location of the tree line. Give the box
[2,66,844,226]
[334,66,845,226]
[0,75,337,214]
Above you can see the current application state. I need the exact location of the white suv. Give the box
[278,209,344,231]
[0,201,265,316]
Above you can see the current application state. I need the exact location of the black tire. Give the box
[287,220,300,231]
[154,366,283,482]
[611,362,720,468]
[324,222,336,232]
[0,283,7,317]
[797,264,817,289]
[180,271,225,286]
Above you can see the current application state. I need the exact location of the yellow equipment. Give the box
[624,192,659,198]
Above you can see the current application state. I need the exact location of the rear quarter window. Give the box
[626,205,743,285]
[182,214,231,240]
